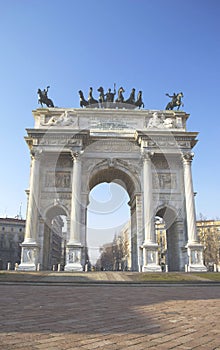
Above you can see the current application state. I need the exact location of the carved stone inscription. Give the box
[89,117,143,130]
[86,140,139,153]
[45,171,71,188]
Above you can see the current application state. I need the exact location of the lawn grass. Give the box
[0,271,220,283]
[131,271,220,282]
[193,272,220,281]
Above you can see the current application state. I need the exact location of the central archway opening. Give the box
[87,182,130,270]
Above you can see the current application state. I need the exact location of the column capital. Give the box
[30,148,42,161]
[141,150,154,161]
[70,150,84,162]
[182,152,194,164]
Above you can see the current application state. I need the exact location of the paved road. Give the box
[0,284,220,349]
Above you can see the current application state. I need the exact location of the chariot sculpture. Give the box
[78,85,145,109]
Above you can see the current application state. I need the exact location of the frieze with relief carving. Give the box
[153,173,177,190]
[40,111,78,127]
[39,137,80,146]
[44,171,71,188]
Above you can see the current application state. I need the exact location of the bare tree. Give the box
[197,215,220,267]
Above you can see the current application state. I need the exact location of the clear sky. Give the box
[0,1,220,256]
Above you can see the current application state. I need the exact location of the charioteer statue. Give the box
[37,86,54,107]
[79,85,145,109]
[165,92,184,110]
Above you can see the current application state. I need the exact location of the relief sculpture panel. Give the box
[45,171,71,188]
[153,172,177,190]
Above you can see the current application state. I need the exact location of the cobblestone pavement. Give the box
[0,284,220,349]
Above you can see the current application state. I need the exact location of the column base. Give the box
[64,262,83,272]
[64,243,83,272]
[187,242,207,272]
[18,242,39,271]
[142,264,162,272]
[18,263,37,271]
[188,264,207,272]
[142,243,161,273]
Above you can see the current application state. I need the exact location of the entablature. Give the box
[32,108,189,132]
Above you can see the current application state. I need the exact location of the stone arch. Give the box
[156,205,182,271]
[86,162,141,271]
[41,204,69,270]
[155,204,178,229]
[88,162,141,200]
[43,203,69,222]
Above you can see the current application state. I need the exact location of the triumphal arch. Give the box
[19,92,206,272]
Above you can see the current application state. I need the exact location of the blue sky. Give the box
[0,0,220,241]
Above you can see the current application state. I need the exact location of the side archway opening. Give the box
[42,205,68,270]
[156,206,180,271]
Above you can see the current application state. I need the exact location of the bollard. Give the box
[14,263,18,271]
[165,265,168,273]
[7,262,11,271]
[214,264,217,272]
[37,263,40,271]
[52,265,56,271]
[57,264,61,272]
[185,264,188,272]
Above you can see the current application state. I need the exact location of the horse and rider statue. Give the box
[78,85,144,109]
[38,86,54,107]
[165,92,184,110]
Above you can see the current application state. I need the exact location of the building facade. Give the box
[0,217,65,270]
[0,218,25,269]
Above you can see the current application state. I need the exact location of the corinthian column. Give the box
[19,149,41,271]
[182,153,198,244]
[65,151,83,271]
[142,151,161,272]
[143,151,155,244]
[182,152,206,272]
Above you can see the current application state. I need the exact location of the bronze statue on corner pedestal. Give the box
[37,86,54,107]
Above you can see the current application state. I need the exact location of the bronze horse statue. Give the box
[88,87,98,105]
[38,86,54,107]
[135,90,144,109]
[78,90,88,107]
[125,88,135,105]
[165,92,184,110]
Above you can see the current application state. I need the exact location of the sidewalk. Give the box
[0,281,220,349]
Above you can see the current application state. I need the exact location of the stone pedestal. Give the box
[187,243,207,272]
[18,243,39,271]
[64,243,83,271]
[142,243,161,272]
